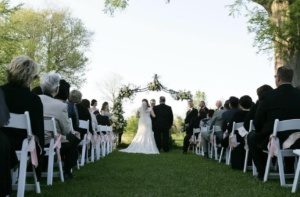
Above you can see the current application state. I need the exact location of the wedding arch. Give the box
[111,74,192,134]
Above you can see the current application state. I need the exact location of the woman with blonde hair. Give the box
[1,56,44,196]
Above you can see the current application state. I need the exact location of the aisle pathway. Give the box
[29,150,293,197]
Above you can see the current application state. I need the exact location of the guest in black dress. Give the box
[0,56,44,196]
[0,88,11,196]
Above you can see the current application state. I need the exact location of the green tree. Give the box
[125,115,138,133]
[171,116,184,133]
[229,0,300,85]
[0,0,21,84]
[193,90,207,107]
[0,7,92,87]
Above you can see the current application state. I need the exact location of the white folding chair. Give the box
[43,117,64,185]
[199,126,209,156]
[292,149,300,193]
[4,112,41,197]
[190,128,201,155]
[107,126,114,154]
[243,120,258,176]
[98,125,108,157]
[219,122,244,164]
[263,119,300,187]
[79,120,91,166]
[211,126,221,160]
[226,122,244,165]
[68,118,81,170]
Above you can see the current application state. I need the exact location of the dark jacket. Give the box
[184,108,198,134]
[76,104,94,137]
[67,101,79,131]
[153,104,173,131]
[254,84,300,148]
[1,83,44,150]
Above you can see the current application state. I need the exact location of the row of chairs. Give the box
[3,111,116,197]
[191,119,300,193]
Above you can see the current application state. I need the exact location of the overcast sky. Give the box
[12,0,275,117]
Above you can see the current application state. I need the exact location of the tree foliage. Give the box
[229,0,300,64]
[193,90,207,107]
[125,115,138,133]
[0,2,92,87]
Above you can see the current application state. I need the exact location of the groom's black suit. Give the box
[153,103,173,152]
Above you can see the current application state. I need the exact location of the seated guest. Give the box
[228,95,253,170]
[200,109,215,157]
[221,96,240,147]
[1,56,44,193]
[248,66,300,180]
[244,85,273,131]
[0,88,11,196]
[77,99,94,138]
[95,101,112,126]
[68,90,82,132]
[210,100,228,144]
[39,72,78,179]
[90,99,99,113]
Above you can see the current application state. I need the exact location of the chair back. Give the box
[107,126,113,132]
[69,118,74,132]
[232,122,244,133]
[44,117,58,135]
[97,125,107,132]
[273,119,300,136]
[213,125,221,132]
[248,120,255,132]
[4,111,32,136]
[79,120,90,132]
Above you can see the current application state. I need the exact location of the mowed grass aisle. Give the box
[28,148,296,197]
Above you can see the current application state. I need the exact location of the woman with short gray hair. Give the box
[39,72,78,179]
[1,56,44,196]
[40,72,61,96]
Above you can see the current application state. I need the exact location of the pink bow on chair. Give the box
[268,135,280,157]
[91,134,98,148]
[28,136,38,167]
[54,135,62,161]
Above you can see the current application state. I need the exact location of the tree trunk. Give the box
[289,51,300,87]
[270,1,300,86]
[271,0,289,69]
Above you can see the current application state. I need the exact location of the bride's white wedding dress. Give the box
[120,104,159,154]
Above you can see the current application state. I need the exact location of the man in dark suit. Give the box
[248,66,300,179]
[153,96,173,152]
[183,99,198,153]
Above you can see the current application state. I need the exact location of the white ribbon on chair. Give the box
[53,134,62,161]
[268,135,280,157]
[91,134,98,148]
[229,132,239,149]
[28,136,38,167]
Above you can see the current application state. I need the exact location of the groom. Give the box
[153,96,173,152]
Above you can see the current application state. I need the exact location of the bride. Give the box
[120,99,159,154]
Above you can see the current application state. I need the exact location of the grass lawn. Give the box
[27,133,296,197]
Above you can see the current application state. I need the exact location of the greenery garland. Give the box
[111,74,192,134]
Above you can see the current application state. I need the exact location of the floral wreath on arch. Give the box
[112,74,192,134]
